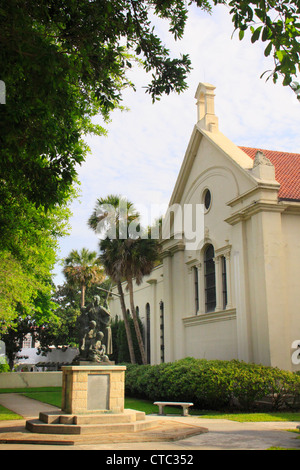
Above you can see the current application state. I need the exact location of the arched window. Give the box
[221,256,228,310]
[193,266,199,314]
[204,244,216,312]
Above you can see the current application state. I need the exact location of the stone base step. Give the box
[39,409,145,425]
[26,417,158,435]
[25,409,158,436]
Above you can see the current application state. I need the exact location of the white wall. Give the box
[0,372,62,389]
[183,311,237,360]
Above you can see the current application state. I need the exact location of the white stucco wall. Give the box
[0,372,62,389]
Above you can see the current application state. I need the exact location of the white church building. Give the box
[109,82,300,372]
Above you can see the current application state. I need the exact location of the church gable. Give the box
[165,83,265,248]
[169,83,260,210]
[179,134,253,207]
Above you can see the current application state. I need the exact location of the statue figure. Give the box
[89,331,109,363]
[80,320,97,360]
[77,295,113,363]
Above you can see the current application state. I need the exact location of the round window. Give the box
[203,189,211,211]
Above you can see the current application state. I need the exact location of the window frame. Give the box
[204,244,216,313]
[202,188,212,212]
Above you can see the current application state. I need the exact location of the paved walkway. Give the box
[0,393,299,451]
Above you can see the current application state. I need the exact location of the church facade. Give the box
[109,83,300,372]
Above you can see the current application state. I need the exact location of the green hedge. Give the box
[124,358,300,411]
[111,316,144,364]
[0,363,10,373]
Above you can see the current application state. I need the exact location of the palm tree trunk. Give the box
[80,284,86,308]
[117,281,136,364]
[127,277,147,365]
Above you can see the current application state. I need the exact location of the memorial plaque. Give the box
[87,374,109,411]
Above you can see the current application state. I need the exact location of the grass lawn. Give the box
[1,388,300,424]
[20,389,62,408]
[0,404,23,421]
[0,387,62,421]
[198,412,300,422]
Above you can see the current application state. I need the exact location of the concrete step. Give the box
[74,410,146,425]
[26,417,158,435]
[26,419,81,435]
[39,409,146,425]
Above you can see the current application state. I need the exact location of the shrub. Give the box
[0,362,10,373]
[111,317,144,364]
[124,358,300,411]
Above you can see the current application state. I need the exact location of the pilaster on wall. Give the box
[161,241,186,363]
[162,251,174,363]
[146,278,158,365]
[226,177,289,369]
[231,220,253,364]
[249,210,289,369]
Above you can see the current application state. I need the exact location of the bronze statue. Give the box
[77,295,113,363]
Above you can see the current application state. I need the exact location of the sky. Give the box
[53,3,300,286]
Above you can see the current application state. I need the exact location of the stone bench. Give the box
[154,401,194,417]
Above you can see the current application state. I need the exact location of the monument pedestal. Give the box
[25,364,162,436]
[61,365,125,415]
[24,363,208,440]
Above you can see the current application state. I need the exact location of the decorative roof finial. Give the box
[195,83,218,132]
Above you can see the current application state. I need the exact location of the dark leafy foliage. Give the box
[125,358,300,411]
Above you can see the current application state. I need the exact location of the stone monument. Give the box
[24,296,208,441]
[26,296,138,433]
[60,296,121,415]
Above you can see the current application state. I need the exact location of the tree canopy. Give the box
[0,195,72,330]
[3,0,298,211]
[0,0,212,209]
[63,248,105,307]
[215,0,300,94]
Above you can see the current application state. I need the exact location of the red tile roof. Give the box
[239,146,300,201]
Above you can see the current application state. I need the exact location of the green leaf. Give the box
[262,26,272,42]
[264,42,273,57]
[251,26,262,43]
[276,50,285,62]
[283,74,292,86]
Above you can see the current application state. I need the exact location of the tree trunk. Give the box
[127,277,147,365]
[80,284,86,308]
[117,281,136,364]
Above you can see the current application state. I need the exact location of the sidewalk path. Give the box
[0,393,59,418]
[0,393,299,450]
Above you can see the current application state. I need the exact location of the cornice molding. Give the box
[225,201,286,226]
[183,309,236,327]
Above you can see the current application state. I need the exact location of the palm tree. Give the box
[63,248,105,308]
[88,196,138,364]
[121,231,160,365]
[98,237,136,364]
[88,196,161,365]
